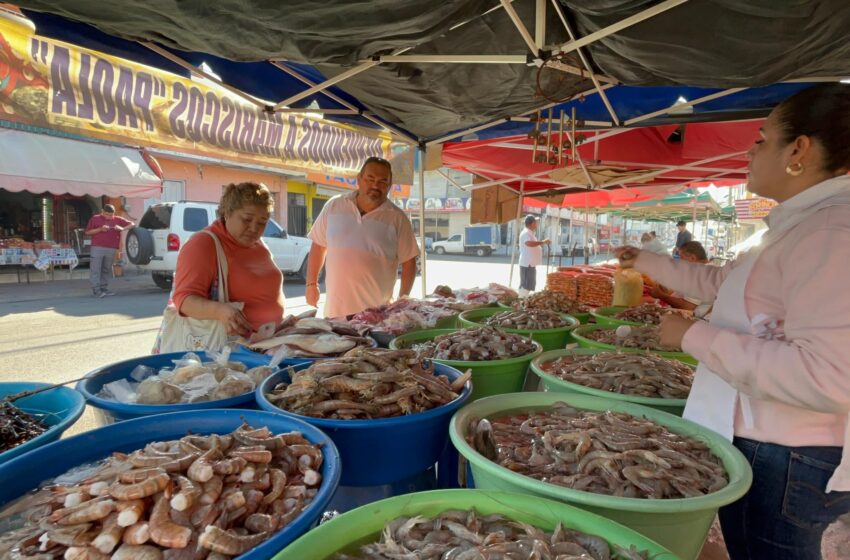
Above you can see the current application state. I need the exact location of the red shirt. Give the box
[172,219,285,331]
[86,215,133,249]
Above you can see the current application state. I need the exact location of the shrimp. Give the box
[244,513,276,533]
[149,494,192,549]
[109,472,170,501]
[187,449,218,483]
[261,469,287,505]
[199,475,224,506]
[53,499,116,526]
[213,457,247,476]
[122,521,150,545]
[63,547,109,560]
[198,526,269,555]
[229,446,273,464]
[112,544,163,560]
[116,499,145,527]
[91,512,123,554]
[120,467,167,484]
[170,476,201,512]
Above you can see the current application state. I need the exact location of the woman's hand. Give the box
[305,284,320,308]
[217,304,253,337]
[659,313,696,349]
[614,246,640,268]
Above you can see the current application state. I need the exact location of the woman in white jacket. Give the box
[618,83,850,560]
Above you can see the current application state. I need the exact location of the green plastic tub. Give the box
[591,306,645,327]
[458,307,580,352]
[434,314,459,329]
[530,348,692,416]
[450,393,752,560]
[572,325,698,366]
[499,299,592,324]
[390,328,542,402]
[275,489,680,559]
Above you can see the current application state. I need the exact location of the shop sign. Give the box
[0,17,413,182]
[305,172,411,198]
[735,197,776,220]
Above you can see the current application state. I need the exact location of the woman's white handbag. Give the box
[152,230,236,354]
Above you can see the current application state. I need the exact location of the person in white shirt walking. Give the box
[518,215,550,294]
[305,157,419,318]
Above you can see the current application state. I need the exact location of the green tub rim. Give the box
[389,327,544,367]
[530,348,691,409]
[457,307,580,336]
[274,488,681,559]
[571,324,696,364]
[450,392,753,514]
[590,306,645,327]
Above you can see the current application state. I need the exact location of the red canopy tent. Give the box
[441,120,761,195]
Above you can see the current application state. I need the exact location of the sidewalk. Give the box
[0,267,157,303]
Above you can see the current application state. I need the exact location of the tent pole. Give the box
[583,192,590,265]
[418,145,427,298]
[508,180,525,288]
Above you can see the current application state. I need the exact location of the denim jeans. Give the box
[719,437,850,560]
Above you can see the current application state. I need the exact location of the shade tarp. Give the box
[442,120,761,193]
[9,1,850,141]
[0,128,162,197]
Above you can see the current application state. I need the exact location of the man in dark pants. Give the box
[84,204,134,297]
[518,215,550,295]
[673,220,693,257]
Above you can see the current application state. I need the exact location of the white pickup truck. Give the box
[125,201,314,290]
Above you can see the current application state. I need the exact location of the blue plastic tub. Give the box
[0,409,341,560]
[0,382,85,465]
[257,362,472,486]
[77,350,276,424]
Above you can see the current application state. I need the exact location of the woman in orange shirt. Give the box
[172,182,285,338]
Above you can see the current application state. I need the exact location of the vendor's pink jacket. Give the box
[636,176,850,453]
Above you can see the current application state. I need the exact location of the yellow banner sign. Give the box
[0,15,412,180]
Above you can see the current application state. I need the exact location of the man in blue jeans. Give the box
[84,204,134,297]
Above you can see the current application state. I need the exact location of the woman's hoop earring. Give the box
[785,162,804,176]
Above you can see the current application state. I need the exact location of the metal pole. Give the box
[508,181,526,287]
[418,145,427,298]
[583,192,590,265]
[566,207,573,265]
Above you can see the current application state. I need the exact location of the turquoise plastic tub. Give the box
[77,350,275,424]
[0,409,341,560]
[276,489,680,559]
[0,382,85,465]
[450,393,752,560]
[530,348,691,416]
[257,361,472,486]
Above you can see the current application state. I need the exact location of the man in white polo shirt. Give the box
[305,157,419,318]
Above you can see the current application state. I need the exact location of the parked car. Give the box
[125,201,316,290]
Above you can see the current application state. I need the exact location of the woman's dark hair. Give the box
[680,241,708,262]
[775,83,850,173]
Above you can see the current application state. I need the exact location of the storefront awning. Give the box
[0,129,162,197]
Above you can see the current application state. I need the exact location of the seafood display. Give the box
[540,352,694,399]
[577,274,614,308]
[431,283,518,309]
[584,326,680,352]
[413,328,538,362]
[0,400,47,453]
[348,299,458,336]
[484,309,570,330]
[519,290,591,315]
[335,509,650,560]
[265,348,469,420]
[97,352,275,405]
[247,312,373,358]
[471,403,728,499]
[613,304,678,325]
[0,424,324,558]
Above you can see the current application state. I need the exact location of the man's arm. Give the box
[399,257,417,298]
[525,239,550,247]
[305,243,327,307]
